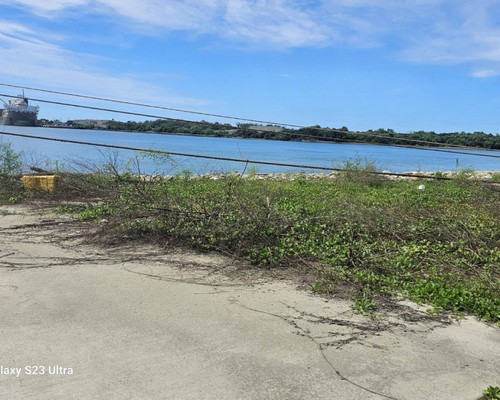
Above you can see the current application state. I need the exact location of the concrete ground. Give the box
[0,205,499,400]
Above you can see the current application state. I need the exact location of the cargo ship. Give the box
[0,93,39,126]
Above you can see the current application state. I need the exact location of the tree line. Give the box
[71,119,500,149]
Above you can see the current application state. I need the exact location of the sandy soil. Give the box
[0,204,499,399]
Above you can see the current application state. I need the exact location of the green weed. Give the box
[353,295,376,315]
[6,194,26,204]
[309,279,335,294]
[77,204,113,221]
[482,386,500,400]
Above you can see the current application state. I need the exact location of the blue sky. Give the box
[1,0,500,133]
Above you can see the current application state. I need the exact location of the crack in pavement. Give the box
[226,297,400,400]
[122,265,248,288]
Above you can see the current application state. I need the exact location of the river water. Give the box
[1,126,499,174]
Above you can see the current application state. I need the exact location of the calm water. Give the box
[1,126,499,174]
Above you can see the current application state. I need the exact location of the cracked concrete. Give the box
[0,205,499,399]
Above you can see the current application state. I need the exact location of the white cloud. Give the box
[0,19,207,112]
[94,0,221,31]
[0,0,87,12]
[398,1,500,76]
[0,0,348,47]
[2,0,500,76]
[222,0,330,47]
[471,68,500,78]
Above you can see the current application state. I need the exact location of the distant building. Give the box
[248,125,283,133]
[71,120,112,129]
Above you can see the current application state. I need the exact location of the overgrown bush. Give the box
[0,141,22,176]
[335,158,386,186]
[0,141,24,202]
[80,173,500,322]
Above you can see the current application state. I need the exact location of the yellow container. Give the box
[22,175,61,192]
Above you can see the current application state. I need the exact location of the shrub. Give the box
[0,141,22,176]
[336,158,386,186]
[0,142,24,203]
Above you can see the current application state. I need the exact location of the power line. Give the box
[0,90,369,148]
[0,91,363,148]
[1,92,499,160]
[1,83,498,152]
[4,130,496,182]
[0,83,303,128]
[0,92,199,126]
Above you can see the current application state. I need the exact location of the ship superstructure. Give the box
[1,94,39,126]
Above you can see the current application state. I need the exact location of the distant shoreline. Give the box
[36,124,500,152]
[37,119,500,150]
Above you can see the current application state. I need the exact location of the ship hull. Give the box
[0,111,38,126]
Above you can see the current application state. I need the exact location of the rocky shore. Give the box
[142,170,500,181]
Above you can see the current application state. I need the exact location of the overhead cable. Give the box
[0,93,499,160]
[1,83,498,152]
[0,83,303,128]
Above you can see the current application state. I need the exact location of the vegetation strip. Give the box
[107,173,499,322]
[1,142,499,323]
